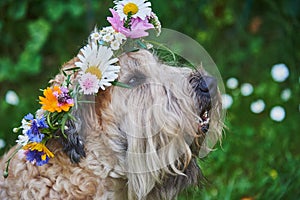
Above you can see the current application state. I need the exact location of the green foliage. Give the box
[0,0,299,199]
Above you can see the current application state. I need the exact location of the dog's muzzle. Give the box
[189,72,218,133]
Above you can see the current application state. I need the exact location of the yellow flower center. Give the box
[86,66,102,79]
[41,154,47,161]
[123,3,139,15]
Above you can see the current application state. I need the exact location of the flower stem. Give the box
[3,145,22,178]
[47,113,55,130]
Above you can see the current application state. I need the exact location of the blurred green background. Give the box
[0,0,299,199]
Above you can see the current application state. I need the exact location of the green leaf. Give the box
[137,40,147,49]
[112,81,131,89]
[63,67,81,72]
[60,113,69,138]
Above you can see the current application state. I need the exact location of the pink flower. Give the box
[78,73,99,95]
[107,9,126,32]
[107,9,154,39]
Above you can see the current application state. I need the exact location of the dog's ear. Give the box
[50,56,115,163]
[59,119,86,163]
[49,57,88,163]
[118,85,197,199]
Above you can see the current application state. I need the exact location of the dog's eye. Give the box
[128,77,136,84]
[126,71,146,87]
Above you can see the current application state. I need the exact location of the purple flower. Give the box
[107,9,154,39]
[25,150,49,166]
[54,87,74,106]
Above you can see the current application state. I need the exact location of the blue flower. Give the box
[25,150,50,166]
[24,113,34,120]
[37,116,48,128]
[26,120,45,142]
[23,142,54,166]
[22,113,49,143]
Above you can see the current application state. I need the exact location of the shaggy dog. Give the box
[0,49,223,199]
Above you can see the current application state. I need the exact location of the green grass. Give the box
[178,116,300,199]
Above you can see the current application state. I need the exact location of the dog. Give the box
[0,49,223,199]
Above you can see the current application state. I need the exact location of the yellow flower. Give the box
[23,142,54,160]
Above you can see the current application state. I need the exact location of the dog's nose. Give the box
[199,76,217,95]
[189,73,218,99]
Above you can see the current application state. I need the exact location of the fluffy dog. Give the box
[0,49,223,199]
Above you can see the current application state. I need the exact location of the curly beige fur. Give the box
[0,49,222,200]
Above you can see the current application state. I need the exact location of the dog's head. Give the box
[54,48,223,199]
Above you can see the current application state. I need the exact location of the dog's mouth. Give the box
[198,110,210,133]
[189,71,218,134]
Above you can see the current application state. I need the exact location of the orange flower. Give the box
[39,86,74,113]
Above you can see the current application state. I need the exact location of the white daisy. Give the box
[115,32,127,44]
[75,43,120,92]
[35,109,46,119]
[102,26,115,34]
[16,134,29,146]
[103,33,114,42]
[114,0,152,20]
[89,27,102,43]
[21,118,31,135]
[110,40,120,50]
[90,32,101,41]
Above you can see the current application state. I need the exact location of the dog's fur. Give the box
[0,49,223,199]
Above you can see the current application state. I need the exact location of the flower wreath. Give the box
[4,0,161,178]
